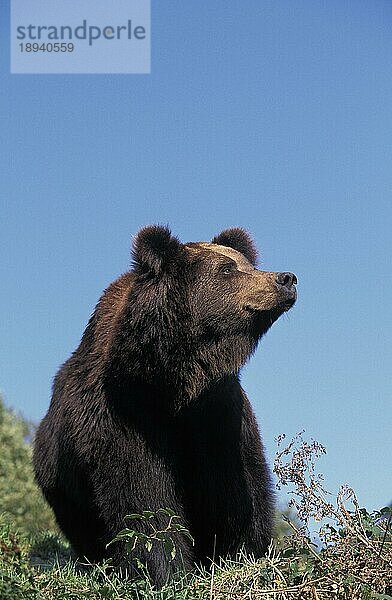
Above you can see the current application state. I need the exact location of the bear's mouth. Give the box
[244,290,296,336]
[275,284,297,312]
[279,289,297,311]
[244,288,297,315]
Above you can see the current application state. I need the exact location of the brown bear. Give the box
[33,225,297,587]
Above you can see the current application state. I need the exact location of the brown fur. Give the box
[33,226,297,588]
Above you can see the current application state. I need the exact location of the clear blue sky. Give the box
[1,1,391,513]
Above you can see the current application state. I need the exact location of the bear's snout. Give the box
[275,271,297,309]
[275,272,297,289]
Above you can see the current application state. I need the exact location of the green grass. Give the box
[1,517,392,600]
[1,396,391,599]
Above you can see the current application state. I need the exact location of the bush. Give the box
[0,396,56,536]
[272,431,392,598]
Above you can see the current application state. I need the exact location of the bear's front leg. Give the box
[239,389,275,557]
[94,438,196,588]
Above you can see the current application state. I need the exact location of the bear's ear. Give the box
[212,228,258,266]
[132,225,182,275]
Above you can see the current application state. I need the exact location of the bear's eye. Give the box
[219,263,236,275]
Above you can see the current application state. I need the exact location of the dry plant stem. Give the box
[338,495,392,566]
[351,491,369,541]
[274,431,392,596]
[250,577,333,595]
[378,510,392,558]
[266,555,288,587]
[94,563,118,595]
[209,535,217,600]
[337,497,370,548]
[283,517,325,565]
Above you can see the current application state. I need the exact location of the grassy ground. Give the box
[1,397,391,599]
[1,515,392,600]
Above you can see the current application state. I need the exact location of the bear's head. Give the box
[108,225,297,404]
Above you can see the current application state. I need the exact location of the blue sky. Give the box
[1,1,391,513]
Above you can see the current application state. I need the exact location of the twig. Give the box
[283,517,325,565]
[378,510,392,558]
[209,535,217,600]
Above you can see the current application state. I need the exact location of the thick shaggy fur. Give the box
[33,226,297,587]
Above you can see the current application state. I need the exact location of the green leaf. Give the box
[180,530,195,544]
[154,532,169,541]
[380,507,392,516]
[163,537,176,561]
[289,561,300,578]
[144,539,153,552]
[106,529,136,547]
[132,557,146,570]
[158,508,177,517]
[141,510,155,519]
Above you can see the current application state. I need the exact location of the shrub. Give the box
[272,431,392,598]
[0,396,56,536]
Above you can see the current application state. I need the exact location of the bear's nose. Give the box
[276,272,297,288]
